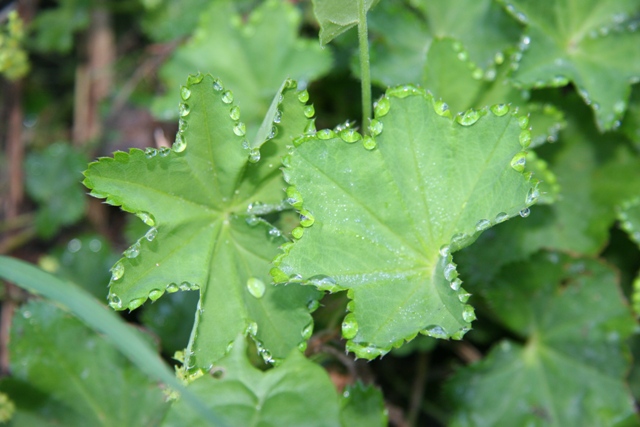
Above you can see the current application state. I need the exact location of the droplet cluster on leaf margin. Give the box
[271,83,539,359]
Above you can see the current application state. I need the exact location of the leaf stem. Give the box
[357,0,372,134]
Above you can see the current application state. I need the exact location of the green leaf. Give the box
[272,85,536,358]
[24,142,87,238]
[365,0,521,86]
[501,0,640,130]
[618,198,640,317]
[163,335,342,427]
[153,0,332,142]
[84,74,320,368]
[456,94,640,285]
[313,0,381,45]
[340,382,387,427]
[4,300,167,426]
[447,252,637,426]
[414,0,522,71]
[423,38,566,147]
[0,256,224,426]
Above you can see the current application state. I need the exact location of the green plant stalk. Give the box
[0,256,228,427]
[357,0,372,133]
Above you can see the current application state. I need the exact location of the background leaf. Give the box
[163,335,343,427]
[152,0,332,143]
[339,382,387,427]
[273,85,535,358]
[447,252,637,427]
[24,142,87,238]
[312,0,381,45]
[501,0,640,130]
[1,300,167,426]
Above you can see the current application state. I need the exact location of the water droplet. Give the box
[462,305,476,322]
[268,126,278,140]
[124,242,140,259]
[286,186,303,208]
[173,133,187,152]
[363,136,376,150]
[494,51,505,64]
[212,79,224,91]
[317,129,336,140]
[451,327,470,340]
[423,325,448,339]
[519,208,531,218]
[111,263,124,281]
[304,119,316,134]
[246,322,258,336]
[490,103,509,116]
[510,152,527,172]
[273,109,282,124]
[304,104,315,118]
[166,283,179,293]
[299,209,315,227]
[475,219,491,231]
[247,277,266,298]
[456,109,481,126]
[129,297,146,310]
[149,289,164,301]
[519,130,532,148]
[297,89,309,103]
[221,91,234,104]
[374,97,391,116]
[458,292,471,303]
[340,128,361,143]
[450,278,462,291]
[342,314,358,339]
[444,263,458,281]
[471,67,484,80]
[307,299,320,312]
[518,115,529,129]
[159,147,170,157]
[179,103,191,117]
[298,342,308,352]
[67,238,82,253]
[292,227,304,239]
[180,86,191,101]
[308,275,338,292]
[248,148,261,163]
[229,106,240,120]
[145,148,157,159]
[108,294,122,309]
[178,119,188,132]
[245,215,260,227]
[526,187,539,204]
[439,244,451,257]
[495,212,509,223]
[187,73,204,85]
[613,100,626,114]
[233,122,246,136]
[179,281,191,291]
[145,227,158,242]
[302,322,313,340]
[369,119,383,136]
[457,51,469,61]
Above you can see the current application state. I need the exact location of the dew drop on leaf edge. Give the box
[342,313,358,339]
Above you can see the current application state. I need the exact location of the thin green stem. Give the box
[357,0,372,134]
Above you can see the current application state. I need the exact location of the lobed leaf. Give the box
[163,335,343,427]
[448,252,637,426]
[2,300,167,426]
[364,0,521,87]
[153,0,332,142]
[501,0,640,131]
[272,85,536,358]
[84,74,320,368]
